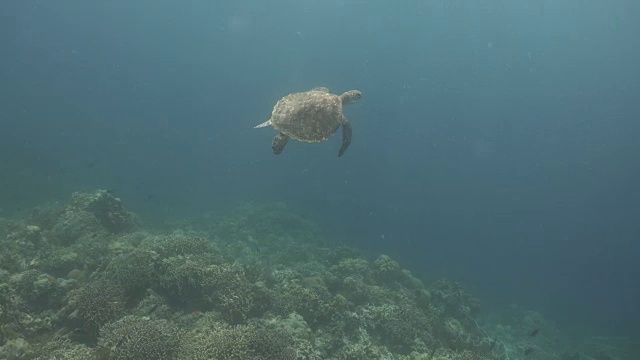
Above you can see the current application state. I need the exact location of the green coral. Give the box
[331,258,371,279]
[98,249,158,296]
[32,247,82,278]
[158,254,217,305]
[263,312,321,359]
[159,254,256,322]
[25,202,66,232]
[179,322,295,360]
[429,279,482,319]
[0,191,607,360]
[70,190,140,234]
[443,318,467,346]
[0,337,33,359]
[146,233,215,258]
[373,254,403,285]
[10,269,65,312]
[32,336,96,360]
[358,302,433,354]
[49,210,102,246]
[0,225,39,272]
[97,315,179,360]
[413,288,433,311]
[0,280,18,346]
[431,348,494,360]
[372,255,426,291]
[32,230,109,278]
[336,327,392,360]
[203,264,256,323]
[324,245,365,264]
[271,275,338,327]
[65,280,126,334]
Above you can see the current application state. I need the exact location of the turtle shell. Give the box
[270,90,343,142]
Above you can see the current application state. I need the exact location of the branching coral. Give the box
[97,249,159,296]
[0,280,19,347]
[331,258,372,280]
[158,254,211,304]
[97,315,179,360]
[0,191,616,360]
[429,279,481,319]
[357,302,434,354]
[270,275,340,328]
[373,254,403,281]
[430,348,494,360]
[202,264,256,323]
[143,232,215,258]
[65,280,126,335]
[336,326,391,360]
[0,224,40,273]
[49,210,101,246]
[158,254,257,322]
[10,269,65,312]
[179,322,295,360]
[32,335,96,360]
[70,190,140,234]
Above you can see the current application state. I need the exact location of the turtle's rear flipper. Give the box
[272,133,289,155]
[338,120,352,157]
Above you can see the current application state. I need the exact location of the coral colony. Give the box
[0,190,630,359]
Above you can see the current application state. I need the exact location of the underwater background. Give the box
[1,0,639,359]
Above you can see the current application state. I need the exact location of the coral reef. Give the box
[68,190,140,234]
[96,315,180,360]
[0,190,635,360]
[179,321,296,360]
[64,279,127,336]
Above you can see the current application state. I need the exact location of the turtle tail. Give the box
[254,119,272,129]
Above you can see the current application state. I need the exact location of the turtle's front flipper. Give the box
[272,132,289,155]
[338,119,352,157]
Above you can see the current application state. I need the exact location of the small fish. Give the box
[524,347,535,356]
[529,328,540,337]
[87,161,95,168]
[147,194,154,199]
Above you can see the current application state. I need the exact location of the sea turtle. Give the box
[254,87,362,157]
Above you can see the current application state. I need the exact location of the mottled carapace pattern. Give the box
[271,91,343,143]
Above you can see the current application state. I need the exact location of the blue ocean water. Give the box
[2,0,639,342]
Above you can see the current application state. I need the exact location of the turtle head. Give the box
[340,90,362,106]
